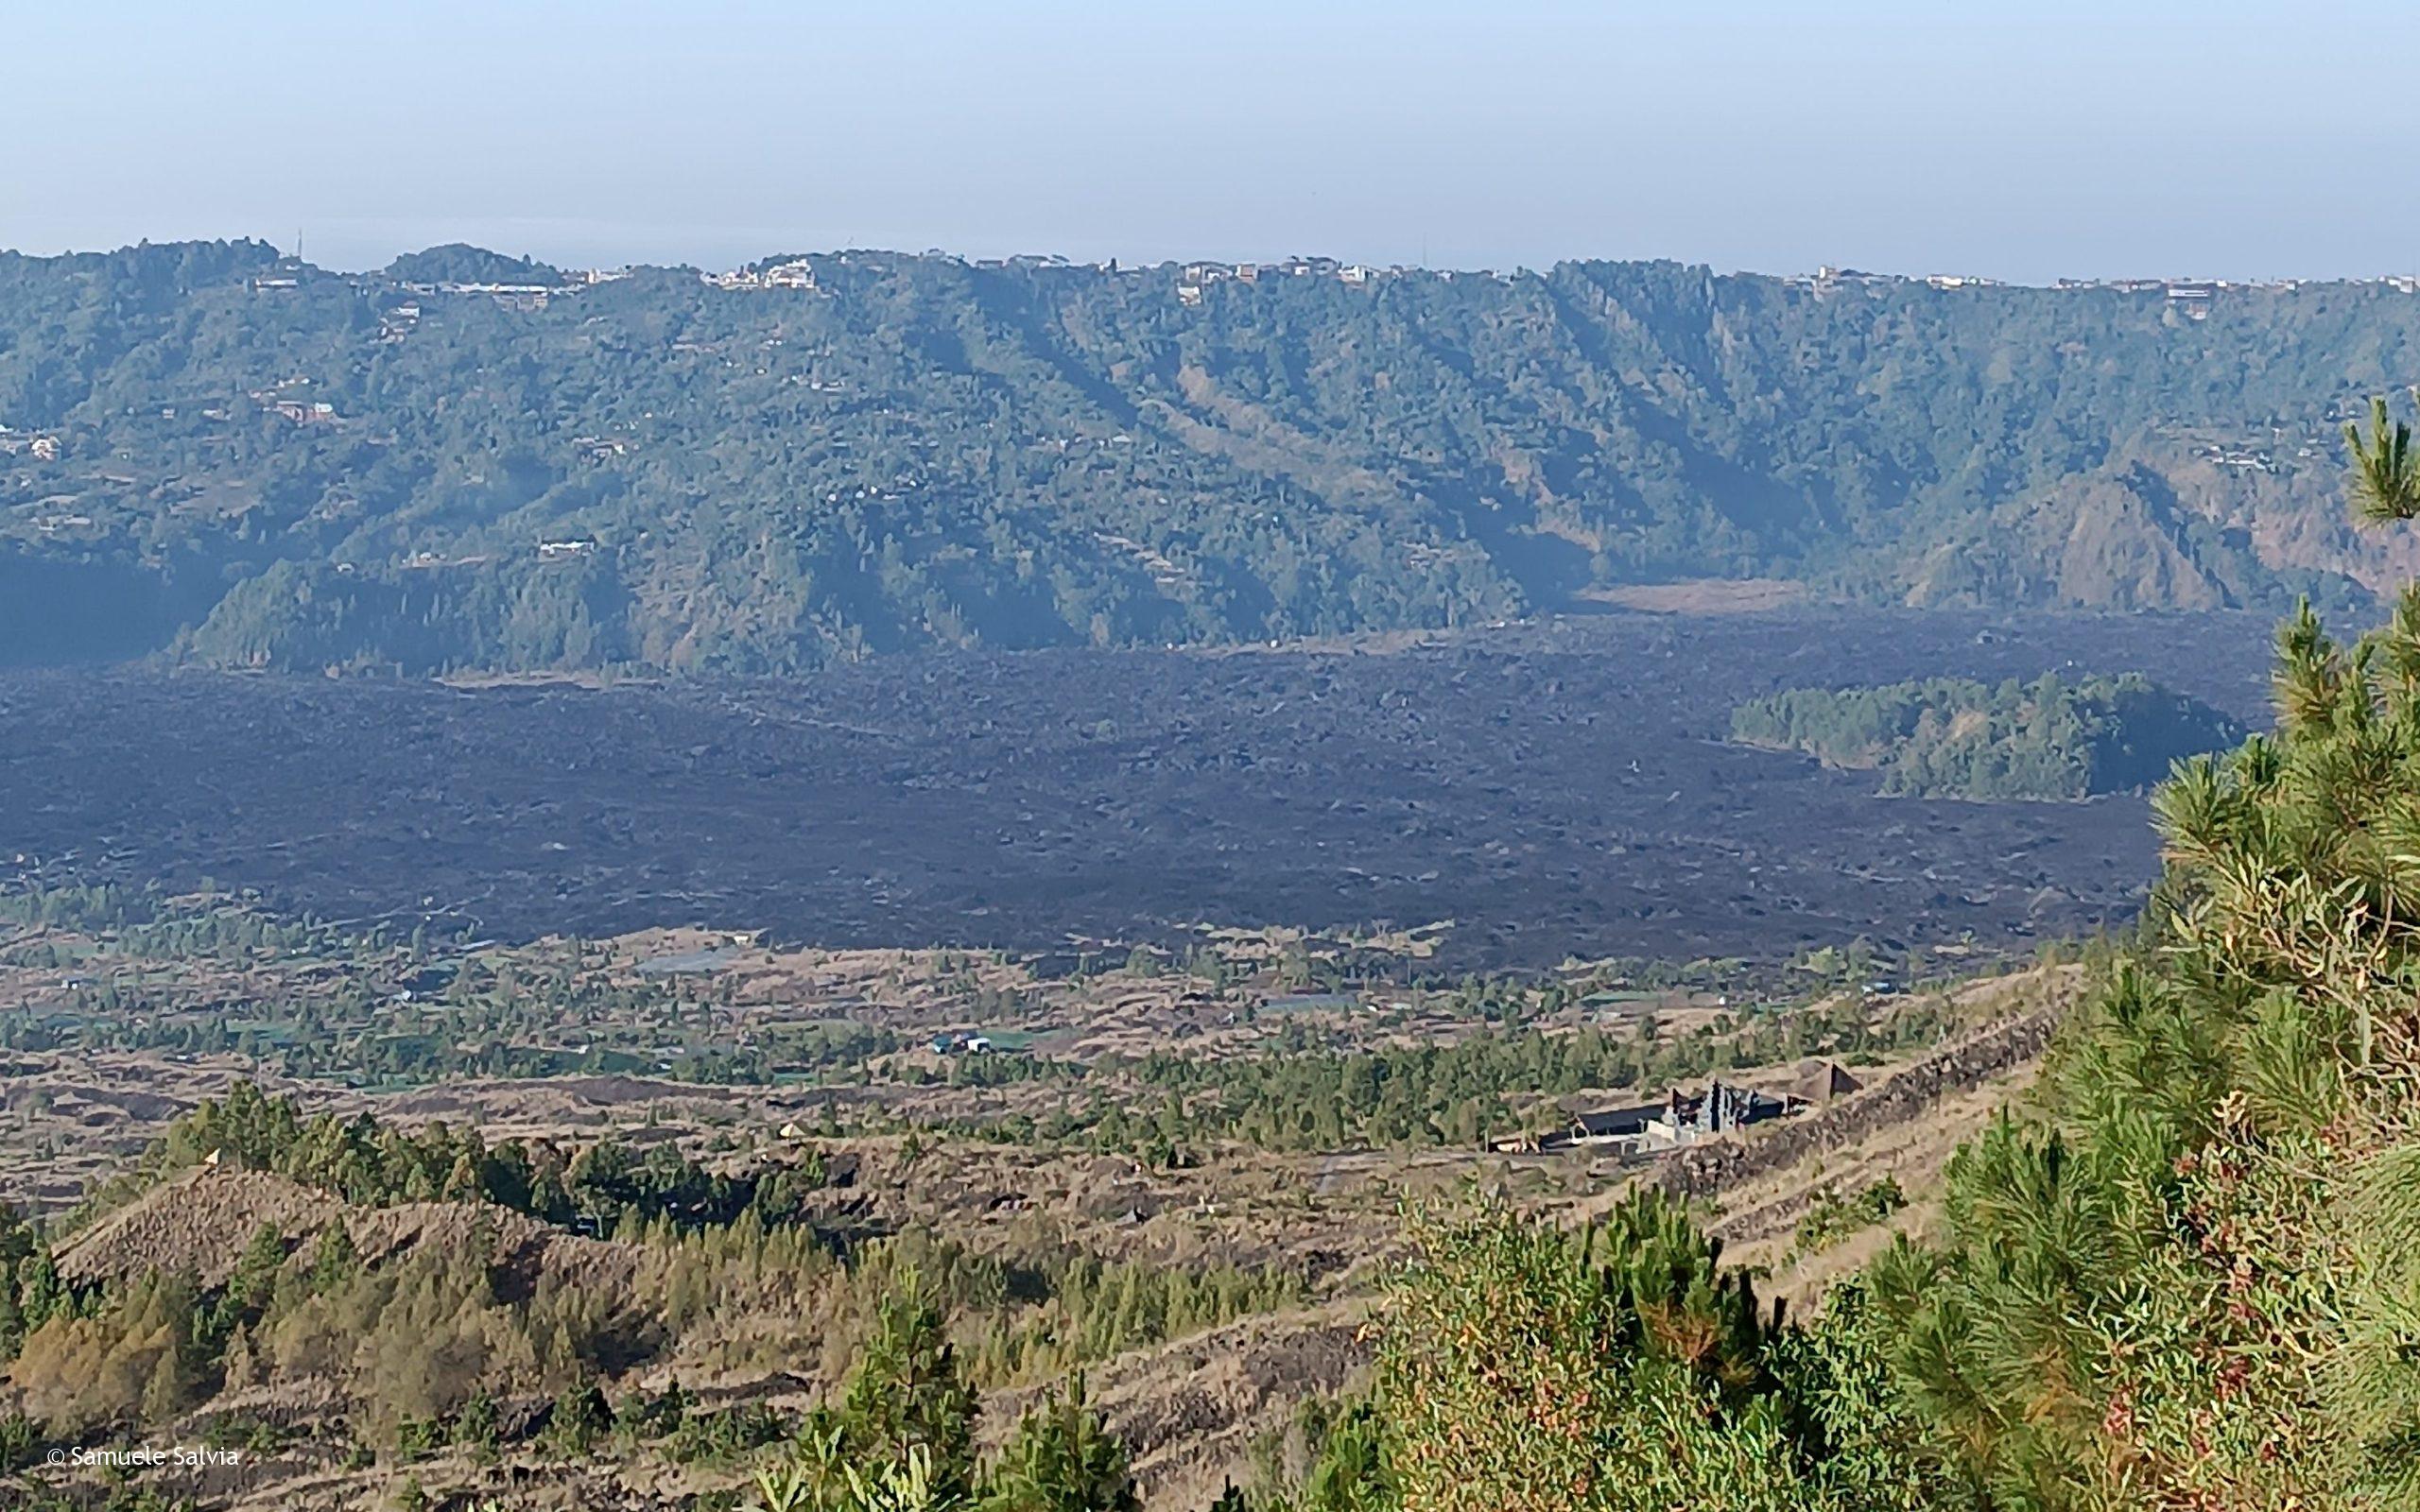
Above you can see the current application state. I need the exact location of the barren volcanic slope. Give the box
[0,607,2274,969]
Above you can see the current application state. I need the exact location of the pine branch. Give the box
[2349,393,2420,524]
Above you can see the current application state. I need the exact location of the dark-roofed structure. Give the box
[1789,1058,1864,1106]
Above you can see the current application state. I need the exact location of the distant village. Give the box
[1791,264,2420,320]
[235,249,2420,320]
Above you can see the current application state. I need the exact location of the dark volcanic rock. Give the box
[0,607,2275,969]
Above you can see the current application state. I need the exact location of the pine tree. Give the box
[228,1222,288,1317]
[979,1376,1138,1512]
[1853,392,2420,1510]
[308,1221,359,1293]
[837,1276,978,1502]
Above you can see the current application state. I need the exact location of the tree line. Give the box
[1732,672,2242,800]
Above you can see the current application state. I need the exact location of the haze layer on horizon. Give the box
[8,0,2415,283]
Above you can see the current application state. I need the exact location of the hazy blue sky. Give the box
[7,1,2413,282]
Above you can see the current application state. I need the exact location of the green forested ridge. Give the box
[1731,672,2243,799]
[0,241,2411,673]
